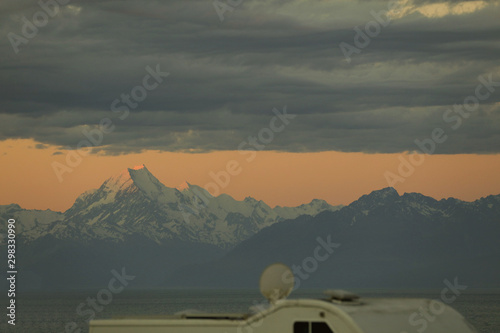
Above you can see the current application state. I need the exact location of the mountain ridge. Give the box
[166,187,500,289]
[1,179,498,290]
[0,165,343,249]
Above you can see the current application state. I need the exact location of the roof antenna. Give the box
[259,263,294,305]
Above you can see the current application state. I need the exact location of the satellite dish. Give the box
[259,263,294,304]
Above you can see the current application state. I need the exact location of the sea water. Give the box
[2,289,499,333]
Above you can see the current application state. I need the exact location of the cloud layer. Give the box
[1,0,499,154]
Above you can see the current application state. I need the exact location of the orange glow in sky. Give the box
[1,139,500,212]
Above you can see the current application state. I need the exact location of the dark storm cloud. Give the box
[0,0,499,154]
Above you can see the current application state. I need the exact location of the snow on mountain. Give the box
[172,188,500,289]
[0,204,63,238]
[9,165,338,248]
[129,164,180,204]
[274,199,343,220]
[343,187,500,227]
[6,173,499,253]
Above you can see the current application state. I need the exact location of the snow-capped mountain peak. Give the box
[127,164,179,203]
[130,164,146,170]
[103,169,133,191]
[176,181,190,191]
[5,165,341,248]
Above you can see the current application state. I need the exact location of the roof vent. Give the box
[324,289,360,303]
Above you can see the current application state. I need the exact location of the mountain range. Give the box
[0,165,341,249]
[170,187,500,289]
[1,165,499,291]
[0,165,340,290]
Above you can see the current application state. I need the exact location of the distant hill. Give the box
[0,165,341,290]
[167,188,500,289]
[1,167,498,291]
[0,164,341,249]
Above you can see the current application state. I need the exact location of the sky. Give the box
[0,0,499,212]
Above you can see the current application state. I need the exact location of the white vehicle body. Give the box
[89,294,478,333]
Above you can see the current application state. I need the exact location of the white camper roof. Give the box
[90,294,478,333]
[319,297,478,333]
[248,297,478,333]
